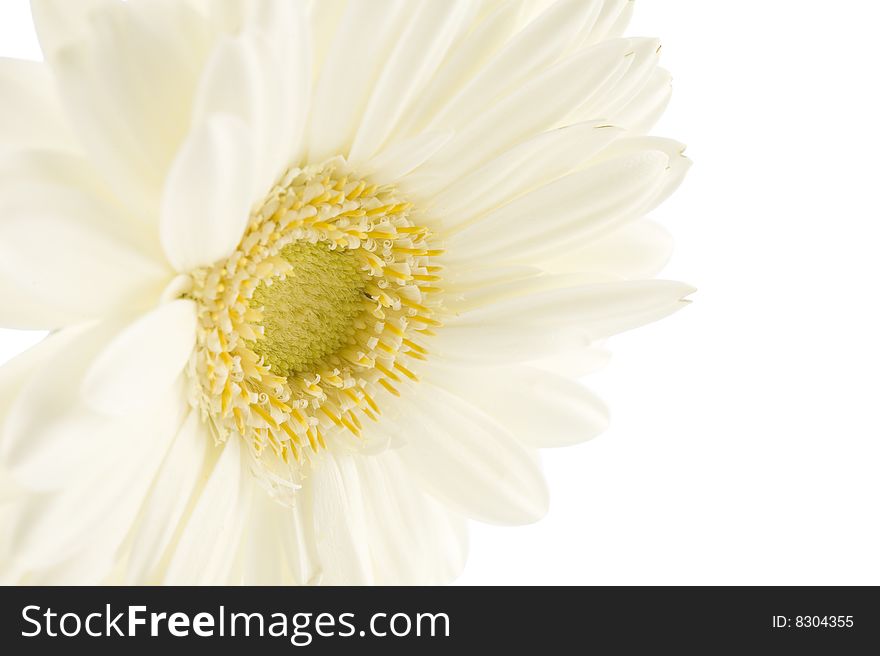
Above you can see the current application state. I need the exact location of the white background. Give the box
[2,1,879,585]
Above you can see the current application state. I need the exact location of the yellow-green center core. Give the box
[250,241,366,378]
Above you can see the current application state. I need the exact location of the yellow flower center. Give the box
[188,159,442,501]
[250,242,366,378]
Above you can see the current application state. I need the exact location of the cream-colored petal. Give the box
[125,411,209,583]
[306,452,374,585]
[159,116,256,272]
[424,0,603,135]
[162,436,251,584]
[579,0,634,46]
[364,131,453,184]
[0,150,170,323]
[404,38,634,199]
[0,57,77,156]
[0,326,81,426]
[445,139,688,265]
[239,494,286,585]
[278,492,320,585]
[612,67,673,134]
[82,300,197,415]
[1,321,126,490]
[435,280,695,364]
[191,24,308,194]
[0,273,79,330]
[5,380,186,570]
[428,365,609,448]
[355,451,468,584]
[568,37,661,127]
[43,0,212,214]
[396,384,549,525]
[306,0,410,162]
[391,0,523,139]
[545,219,674,278]
[347,0,475,164]
[422,121,623,231]
[30,0,111,58]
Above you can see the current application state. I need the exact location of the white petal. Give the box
[347,0,475,164]
[578,0,634,47]
[435,280,695,364]
[424,121,623,230]
[126,411,209,583]
[307,0,348,78]
[163,437,251,584]
[0,150,170,322]
[43,0,212,213]
[30,0,111,58]
[0,58,77,156]
[160,116,255,271]
[5,381,186,569]
[191,26,306,194]
[278,495,320,585]
[445,140,688,264]
[306,0,410,162]
[240,491,286,585]
[405,38,634,198]
[612,67,674,134]
[391,0,522,138]
[1,321,128,489]
[545,219,674,278]
[306,452,375,584]
[428,365,609,448]
[82,300,197,415]
[396,384,549,525]
[355,451,468,584]
[364,131,453,184]
[424,0,603,134]
[569,38,662,125]
[0,273,79,330]
[0,327,82,424]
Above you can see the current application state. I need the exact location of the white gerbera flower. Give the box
[0,0,692,584]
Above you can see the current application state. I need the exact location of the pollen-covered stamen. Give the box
[187,159,441,502]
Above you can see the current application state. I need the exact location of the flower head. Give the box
[0,0,692,584]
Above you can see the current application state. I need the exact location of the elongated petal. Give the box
[348,0,474,164]
[163,437,250,585]
[5,380,186,570]
[446,139,688,264]
[406,39,634,198]
[160,116,255,271]
[545,219,674,278]
[392,0,522,138]
[436,280,695,364]
[30,0,111,58]
[612,67,673,134]
[424,121,623,229]
[429,365,609,448]
[355,451,468,584]
[397,384,549,525]
[0,58,77,156]
[191,25,307,195]
[424,0,602,135]
[306,0,410,162]
[0,150,170,324]
[82,300,197,415]
[126,411,209,583]
[1,322,124,489]
[306,453,375,585]
[42,0,212,212]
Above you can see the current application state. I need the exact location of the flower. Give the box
[0,0,692,584]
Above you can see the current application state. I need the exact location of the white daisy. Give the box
[0,0,692,584]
